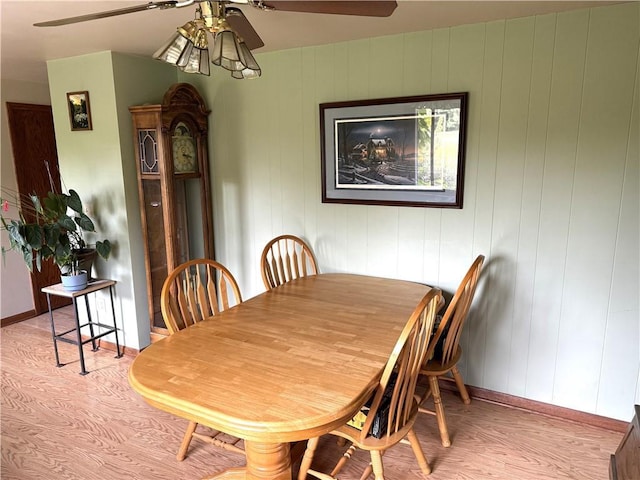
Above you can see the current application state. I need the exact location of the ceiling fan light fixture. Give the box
[231,41,261,79]
[211,29,247,72]
[36,0,401,79]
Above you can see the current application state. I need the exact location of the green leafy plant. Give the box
[1,189,111,274]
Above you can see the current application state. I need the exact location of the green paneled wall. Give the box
[47,51,178,350]
[194,3,639,420]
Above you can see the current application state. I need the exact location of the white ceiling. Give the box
[0,0,620,85]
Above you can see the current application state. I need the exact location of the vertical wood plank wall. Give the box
[194,3,639,421]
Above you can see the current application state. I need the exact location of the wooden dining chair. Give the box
[416,255,485,448]
[297,288,442,480]
[260,234,318,290]
[160,258,245,461]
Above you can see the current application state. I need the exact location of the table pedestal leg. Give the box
[246,442,291,480]
[202,441,291,480]
[203,468,246,479]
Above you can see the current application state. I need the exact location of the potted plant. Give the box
[1,189,111,291]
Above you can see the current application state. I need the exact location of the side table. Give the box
[41,279,123,375]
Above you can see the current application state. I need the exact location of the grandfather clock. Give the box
[129,83,214,335]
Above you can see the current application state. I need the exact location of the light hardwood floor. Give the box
[1,307,622,480]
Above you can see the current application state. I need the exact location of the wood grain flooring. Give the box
[1,307,622,480]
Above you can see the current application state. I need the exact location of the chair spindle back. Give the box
[161,259,242,334]
[260,235,318,290]
[432,255,484,365]
[358,288,441,441]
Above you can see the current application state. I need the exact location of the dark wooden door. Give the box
[6,102,70,314]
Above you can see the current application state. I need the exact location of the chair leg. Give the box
[298,437,319,480]
[370,450,385,480]
[331,443,357,477]
[359,464,373,480]
[176,421,198,461]
[451,366,471,405]
[360,449,387,480]
[406,428,431,475]
[428,375,451,447]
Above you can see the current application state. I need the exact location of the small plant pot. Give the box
[74,248,98,280]
[61,271,88,292]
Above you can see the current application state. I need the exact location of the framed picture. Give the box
[66,91,92,131]
[320,92,468,208]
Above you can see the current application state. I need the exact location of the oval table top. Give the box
[129,273,431,475]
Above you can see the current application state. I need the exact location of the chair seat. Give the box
[331,401,420,451]
[422,346,463,376]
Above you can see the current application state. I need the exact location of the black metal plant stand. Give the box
[42,279,123,375]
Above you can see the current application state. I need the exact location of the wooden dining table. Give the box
[128,273,432,480]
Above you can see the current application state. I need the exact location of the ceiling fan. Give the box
[34,1,398,78]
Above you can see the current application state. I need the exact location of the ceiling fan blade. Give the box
[263,1,397,17]
[33,1,181,27]
[226,7,265,50]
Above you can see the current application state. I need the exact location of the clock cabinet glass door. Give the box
[141,179,168,329]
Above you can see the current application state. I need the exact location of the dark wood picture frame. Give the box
[67,91,92,131]
[320,92,468,208]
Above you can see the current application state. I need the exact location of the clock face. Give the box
[172,122,197,173]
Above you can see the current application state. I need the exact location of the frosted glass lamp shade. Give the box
[153,31,192,65]
[211,30,247,71]
[178,26,210,75]
[180,46,211,75]
[231,41,261,79]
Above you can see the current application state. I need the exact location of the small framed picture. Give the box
[67,91,92,131]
